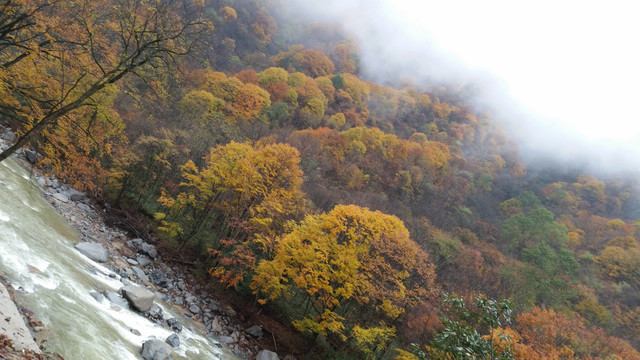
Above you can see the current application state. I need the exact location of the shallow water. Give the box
[0,159,234,360]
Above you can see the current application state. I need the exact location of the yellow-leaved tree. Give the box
[251,204,439,358]
[156,140,304,288]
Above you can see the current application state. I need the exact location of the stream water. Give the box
[0,158,233,359]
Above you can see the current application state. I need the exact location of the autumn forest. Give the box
[2,0,640,359]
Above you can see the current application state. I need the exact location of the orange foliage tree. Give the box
[273,45,335,77]
[508,307,640,359]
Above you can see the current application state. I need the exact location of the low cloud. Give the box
[281,0,640,173]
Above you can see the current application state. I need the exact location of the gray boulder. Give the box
[132,266,149,282]
[2,130,15,141]
[121,286,155,312]
[149,270,167,287]
[89,291,105,303]
[165,333,180,348]
[136,255,152,267]
[165,318,182,333]
[218,335,234,344]
[25,150,38,163]
[127,238,144,249]
[141,339,173,360]
[52,193,69,203]
[103,291,129,308]
[76,203,92,212]
[36,176,47,187]
[209,318,223,333]
[75,242,109,262]
[245,325,263,338]
[148,304,163,321]
[65,188,85,201]
[189,304,201,314]
[256,350,280,360]
[140,242,158,258]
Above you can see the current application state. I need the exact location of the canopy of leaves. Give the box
[252,204,438,347]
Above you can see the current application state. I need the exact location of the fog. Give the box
[284,0,640,173]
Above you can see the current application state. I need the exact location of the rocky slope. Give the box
[0,127,286,360]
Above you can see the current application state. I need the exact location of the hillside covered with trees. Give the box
[2,0,640,359]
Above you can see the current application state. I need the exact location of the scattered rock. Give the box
[256,350,280,360]
[165,333,180,348]
[136,255,152,267]
[121,277,134,286]
[52,193,69,203]
[75,242,109,262]
[210,318,223,333]
[132,266,149,282]
[222,306,237,317]
[27,264,44,275]
[17,159,265,359]
[141,339,173,360]
[121,286,155,312]
[103,291,130,308]
[166,318,183,333]
[245,325,263,338]
[148,304,163,321]
[141,242,153,254]
[66,188,85,201]
[126,258,139,266]
[218,335,235,344]
[140,242,158,258]
[77,202,92,212]
[25,149,38,163]
[149,270,167,287]
[2,130,15,141]
[89,291,105,303]
[127,238,144,249]
[176,281,186,291]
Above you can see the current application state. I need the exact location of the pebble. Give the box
[218,335,235,344]
[166,333,180,348]
[136,255,152,267]
[52,193,69,203]
[166,318,182,333]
